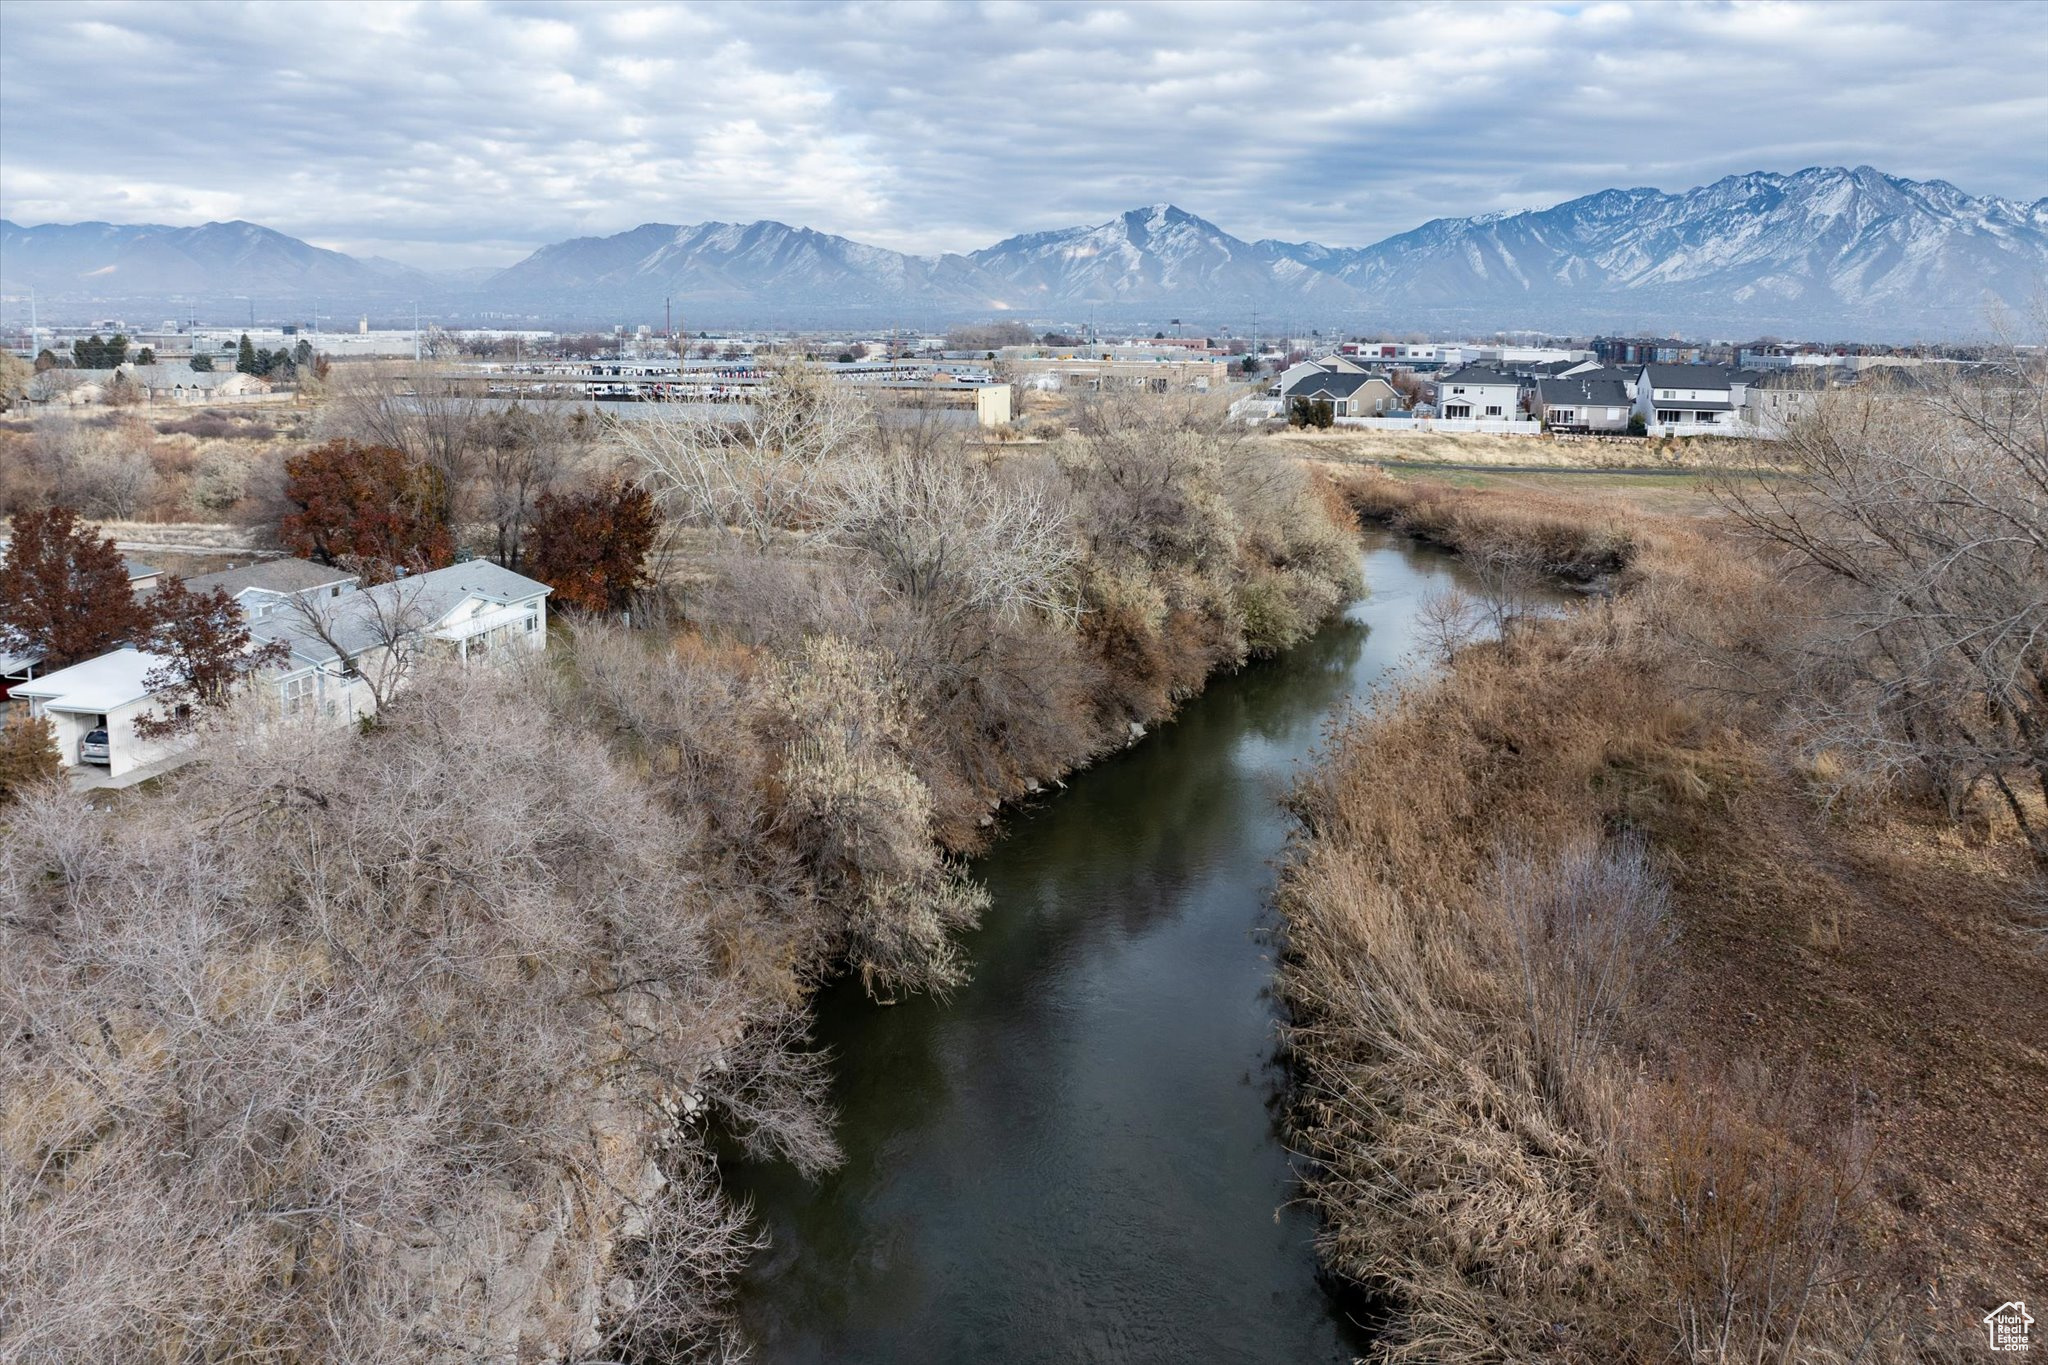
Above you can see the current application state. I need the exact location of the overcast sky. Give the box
[3,0,2045,269]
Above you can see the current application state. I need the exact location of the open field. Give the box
[1256,424,1760,470]
[1280,468,2047,1361]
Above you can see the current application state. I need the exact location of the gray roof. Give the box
[1641,364,1736,390]
[1537,377,1632,408]
[182,557,357,598]
[1754,368,1837,390]
[251,560,550,668]
[1283,370,1379,400]
[124,363,254,390]
[1436,366,1523,387]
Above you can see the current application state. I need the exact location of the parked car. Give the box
[80,728,111,765]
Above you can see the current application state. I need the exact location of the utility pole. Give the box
[27,287,36,361]
[413,302,421,363]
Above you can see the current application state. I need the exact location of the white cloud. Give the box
[1,0,2042,268]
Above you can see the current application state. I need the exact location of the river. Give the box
[723,531,1500,1364]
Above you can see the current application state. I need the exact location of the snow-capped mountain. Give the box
[8,168,2045,334]
[0,219,433,303]
[483,219,1011,314]
[968,204,1362,306]
[1312,167,2048,331]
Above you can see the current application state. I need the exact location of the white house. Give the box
[1634,364,1741,431]
[19,561,553,778]
[181,557,359,621]
[11,647,192,778]
[1433,367,1523,420]
[247,560,553,726]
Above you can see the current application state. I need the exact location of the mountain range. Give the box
[5,167,2045,336]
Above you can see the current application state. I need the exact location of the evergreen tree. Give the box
[74,335,105,369]
[236,333,258,374]
[104,333,130,367]
[294,339,315,369]
[136,346,155,365]
[189,352,216,373]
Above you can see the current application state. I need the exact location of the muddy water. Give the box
[725,532,1500,1364]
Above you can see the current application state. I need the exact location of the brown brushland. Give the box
[1279,470,2045,1362]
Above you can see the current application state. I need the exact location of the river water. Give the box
[725,532,1494,1364]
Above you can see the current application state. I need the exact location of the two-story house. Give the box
[1533,376,1635,433]
[1633,364,1741,430]
[1433,367,1524,420]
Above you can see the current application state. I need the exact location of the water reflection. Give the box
[724,533,1516,1364]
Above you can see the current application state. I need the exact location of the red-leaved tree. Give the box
[0,507,151,669]
[135,578,293,737]
[526,478,659,613]
[280,440,453,583]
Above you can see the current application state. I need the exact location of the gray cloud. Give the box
[3,0,2045,268]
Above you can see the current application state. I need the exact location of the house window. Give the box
[279,675,314,711]
[525,611,540,634]
[1484,405,1502,417]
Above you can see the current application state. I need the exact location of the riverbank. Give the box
[723,533,1491,1362]
[1278,472,2046,1360]
[2,393,1367,1362]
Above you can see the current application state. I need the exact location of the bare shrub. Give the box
[29,414,159,519]
[1,666,833,1361]
[1718,370,2048,863]
[1414,585,1482,665]
[1631,1079,1888,1363]
[1494,834,1672,1101]
[769,636,988,999]
[190,443,254,511]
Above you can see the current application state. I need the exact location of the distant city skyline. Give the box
[2,0,2045,271]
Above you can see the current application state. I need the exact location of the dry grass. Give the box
[1257,425,1763,470]
[1278,472,2041,1361]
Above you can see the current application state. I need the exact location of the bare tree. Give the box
[319,364,492,525]
[475,402,590,570]
[1415,585,1484,665]
[621,361,870,553]
[274,573,439,714]
[1717,359,2048,861]
[828,438,1080,628]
